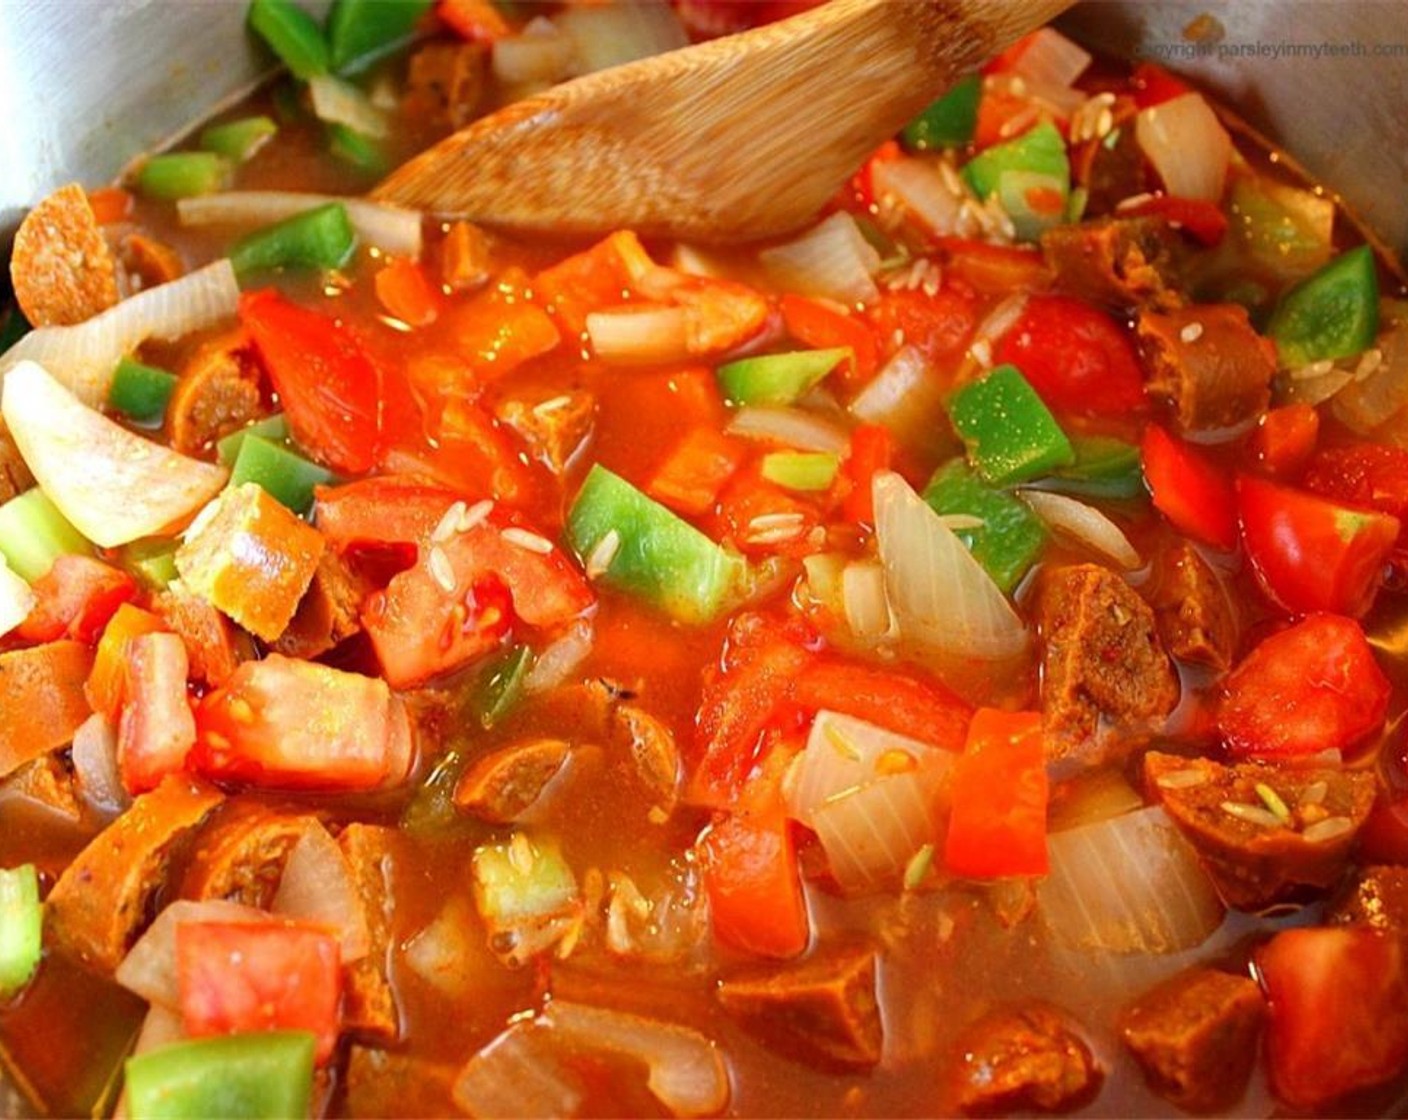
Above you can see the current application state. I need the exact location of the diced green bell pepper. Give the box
[716,348,849,407]
[123,1031,316,1120]
[962,118,1068,208]
[996,169,1070,241]
[901,73,981,152]
[472,833,578,932]
[0,865,42,999]
[1049,436,1145,500]
[327,0,433,73]
[1267,245,1380,368]
[199,116,279,162]
[327,123,391,178]
[248,0,330,80]
[760,451,839,492]
[948,364,1074,486]
[136,153,231,201]
[468,643,535,731]
[109,357,177,423]
[0,489,92,582]
[228,202,358,278]
[566,465,748,625]
[922,460,1046,594]
[120,539,181,590]
[218,414,291,467]
[230,435,335,516]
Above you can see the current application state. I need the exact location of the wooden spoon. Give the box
[374,0,1075,243]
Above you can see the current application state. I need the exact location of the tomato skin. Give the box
[1304,443,1408,575]
[863,283,977,362]
[944,709,1048,879]
[1250,403,1319,479]
[1256,925,1408,1112]
[1141,425,1238,549]
[117,631,196,795]
[698,804,809,960]
[1217,613,1390,758]
[17,555,137,644]
[1237,474,1400,618]
[177,921,342,1064]
[992,295,1146,416]
[314,477,466,561]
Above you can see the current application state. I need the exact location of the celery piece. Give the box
[760,451,840,492]
[327,123,390,178]
[716,348,849,407]
[124,1031,316,1120]
[922,460,1046,594]
[0,865,41,998]
[217,414,291,467]
[120,539,180,590]
[949,364,1075,486]
[230,435,335,515]
[248,0,330,80]
[136,153,231,201]
[327,0,433,73]
[199,115,279,162]
[901,73,981,151]
[0,489,92,582]
[472,833,578,932]
[109,357,177,423]
[962,119,1069,203]
[228,202,357,278]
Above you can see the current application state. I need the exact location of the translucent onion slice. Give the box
[0,556,36,640]
[70,713,130,819]
[1,361,228,548]
[554,0,689,74]
[841,561,892,644]
[726,406,849,454]
[1008,27,1092,89]
[178,193,422,257]
[871,158,965,238]
[0,259,239,406]
[524,619,594,694]
[848,345,947,453]
[1135,93,1232,202]
[453,1020,584,1120]
[873,471,1027,661]
[271,824,370,963]
[1039,805,1224,954]
[1333,318,1408,433]
[115,899,268,1008]
[585,306,689,365]
[811,772,937,892]
[1019,489,1141,570]
[308,74,389,138]
[759,213,880,306]
[491,18,577,85]
[403,897,478,993]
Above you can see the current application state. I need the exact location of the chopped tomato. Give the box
[992,294,1146,417]
[1117,194,1229,246]
[374,258,442,327]
[780,294,879,385]
[1141,425,1238,549]
[117,631,196,795]
[239,289,382,474]
[1304,443,1408,574]
[313,477,466,563]
[177,920,342,1064]
[1250,403,1319,479]
[698,801,809,959]
[944,709,1049,879]
[414,395,542,506]
[838,423,892,524]
[646,426,748,517]
[436,0,510,41]
[933,238,1049,295]
[534,233,635,336]
[1256,925,1408,1112]
[87,604,166,719]
[712,473,821,559]
[18,555,137,644]
[792,660,971,754]
[86,186,133,225]
[1131,62,1192,109]
[195,655,409,790]
[974,86,1040,151]
[1237,474,1399,617]
[1217,613,1390,758]
[863,282,977,362]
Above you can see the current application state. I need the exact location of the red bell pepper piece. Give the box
[1250,403,1319,479]
[1131,62,1192,109]
[1141,425,1238,549]
[18,555,137,644]
[932,237,1049,295]
[944,708,1049,879]
[440,276,561,381]
[698,799,809,960]
[646,426,748,517]
[839,423,893,524]
[374,258,442,328]
[117,631,196,794]
[780,294,879,385]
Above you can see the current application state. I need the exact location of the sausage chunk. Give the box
[403,41,489,131]
[168,329,263,457]
[1144,541,1238,670]
[0,641,95,778]
[1138,303,1277,436]
[339,823,402,1043]
[153,587,252,686]
[180,800,321,907]
[454,738,572,823]
[1041,217,1180,311]
[717,944,883,1069]
[1119,967,1265,1112]
[273,550,367,660]
[497,391,596,475]
[10,183,120,326]
[1144,751,1375,909]
[1327,865,1408,933]
[2,753,83,825]
[953,1003,1102,1115]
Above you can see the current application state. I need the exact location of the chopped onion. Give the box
[726,406,849,454]
[0,556,36,640]
[271,824,370,962]
[1,361,228,548]
[1009,28,1091,89]
[308,74,389,138]
[849,344,947,453]
[812,773,938,892]
[1047,767,1144,834]
[585,306,689,365]
[548,1001,730,1118]
[524,619,594,694]
[554,0,689,74]
[131,1005,186,1056]
[873,471,1027,661]
[71,713,130,819]
[669,243,733,280]
[453,1019,584,1120]
[115,899,268,1008]
[178,193,422,258]
[403,897,478,993]
[871,158,965,238]
[1039,806,1224,954]
[1019,489,1141,570]
[0,260,239,406]
[492,17,577,85]
[841,561,892,643]
[1333,314,1408,433]
[1135,93,1232,202]
[759,213,880,306]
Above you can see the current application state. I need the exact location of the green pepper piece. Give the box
[229,436,335,516]
[716,348,849,407]
[962,119,1069,203]
[248,0,330,79]
[0,865,42,998]
[0,489,92,582]
[120,539,181,590]
[124,1031,316,1120]
[1267,245,1380,368]
[760,451,840,492]
[109,357,178,423]
[136,153,231,201]
[199,115,279,162]
[218,414,292,467]
[400,747,471,837]
[1228,174,1334,281]
[901,73,981,152]
[948,364,1074,486]
[469,644,535,730]
[327,123,391,178]
[996,168,1070,242]
[922,460,1046,594]
[566,465,748,624]
[228,202,357,278]
[1049,436,1145,500]
[327,0,433,73]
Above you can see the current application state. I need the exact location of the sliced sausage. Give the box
[339,823,402,1043]
[168,328,263,457]
[153,587,253,686]
[1144,541,1238,670]
[10,183,120,326]
[45,774,224,973]
[454,738,571,823]
[953,1003,1103,1115]
[613,704,681,815]
[403,41,489,131]
[0,641,95,779]
[180,800,321,907]
[1040,217,1180,312]
[497,391,596,476]
[120,232,185,291]
[1327,865,1408,934]
[1,753,83,824]
[273,550,367,660]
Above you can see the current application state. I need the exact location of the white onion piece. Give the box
[1135,93,1232,202]
[524,619,594,695]
[848,344,947,453]
[307,74,388,138]
[841,561,892,643]
[131,1005,187,1056]
[669,243,733,280]
[726,406,849,454]
[178,193,422,258]
[115,899,268,1008]
[1009,27,1091,89]
[555,0,688,74]
[873,471,1027,661]
[585,306,689,365]
[2,362,228,548]
[1019,489,1141,570]
[759,213,880,306]
[492,18,577,85]
[271,824,370,963]
[403,897,477,993]
[454,1020,584,1120]
[811,773,937,892]
[547,1002,730,1118]
[0,259,239,406]
[1333,314,1408,433]
[1039,805,1224,954]
[71,713,130,819]
[871,157,965,237]
[0,556,36,640]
